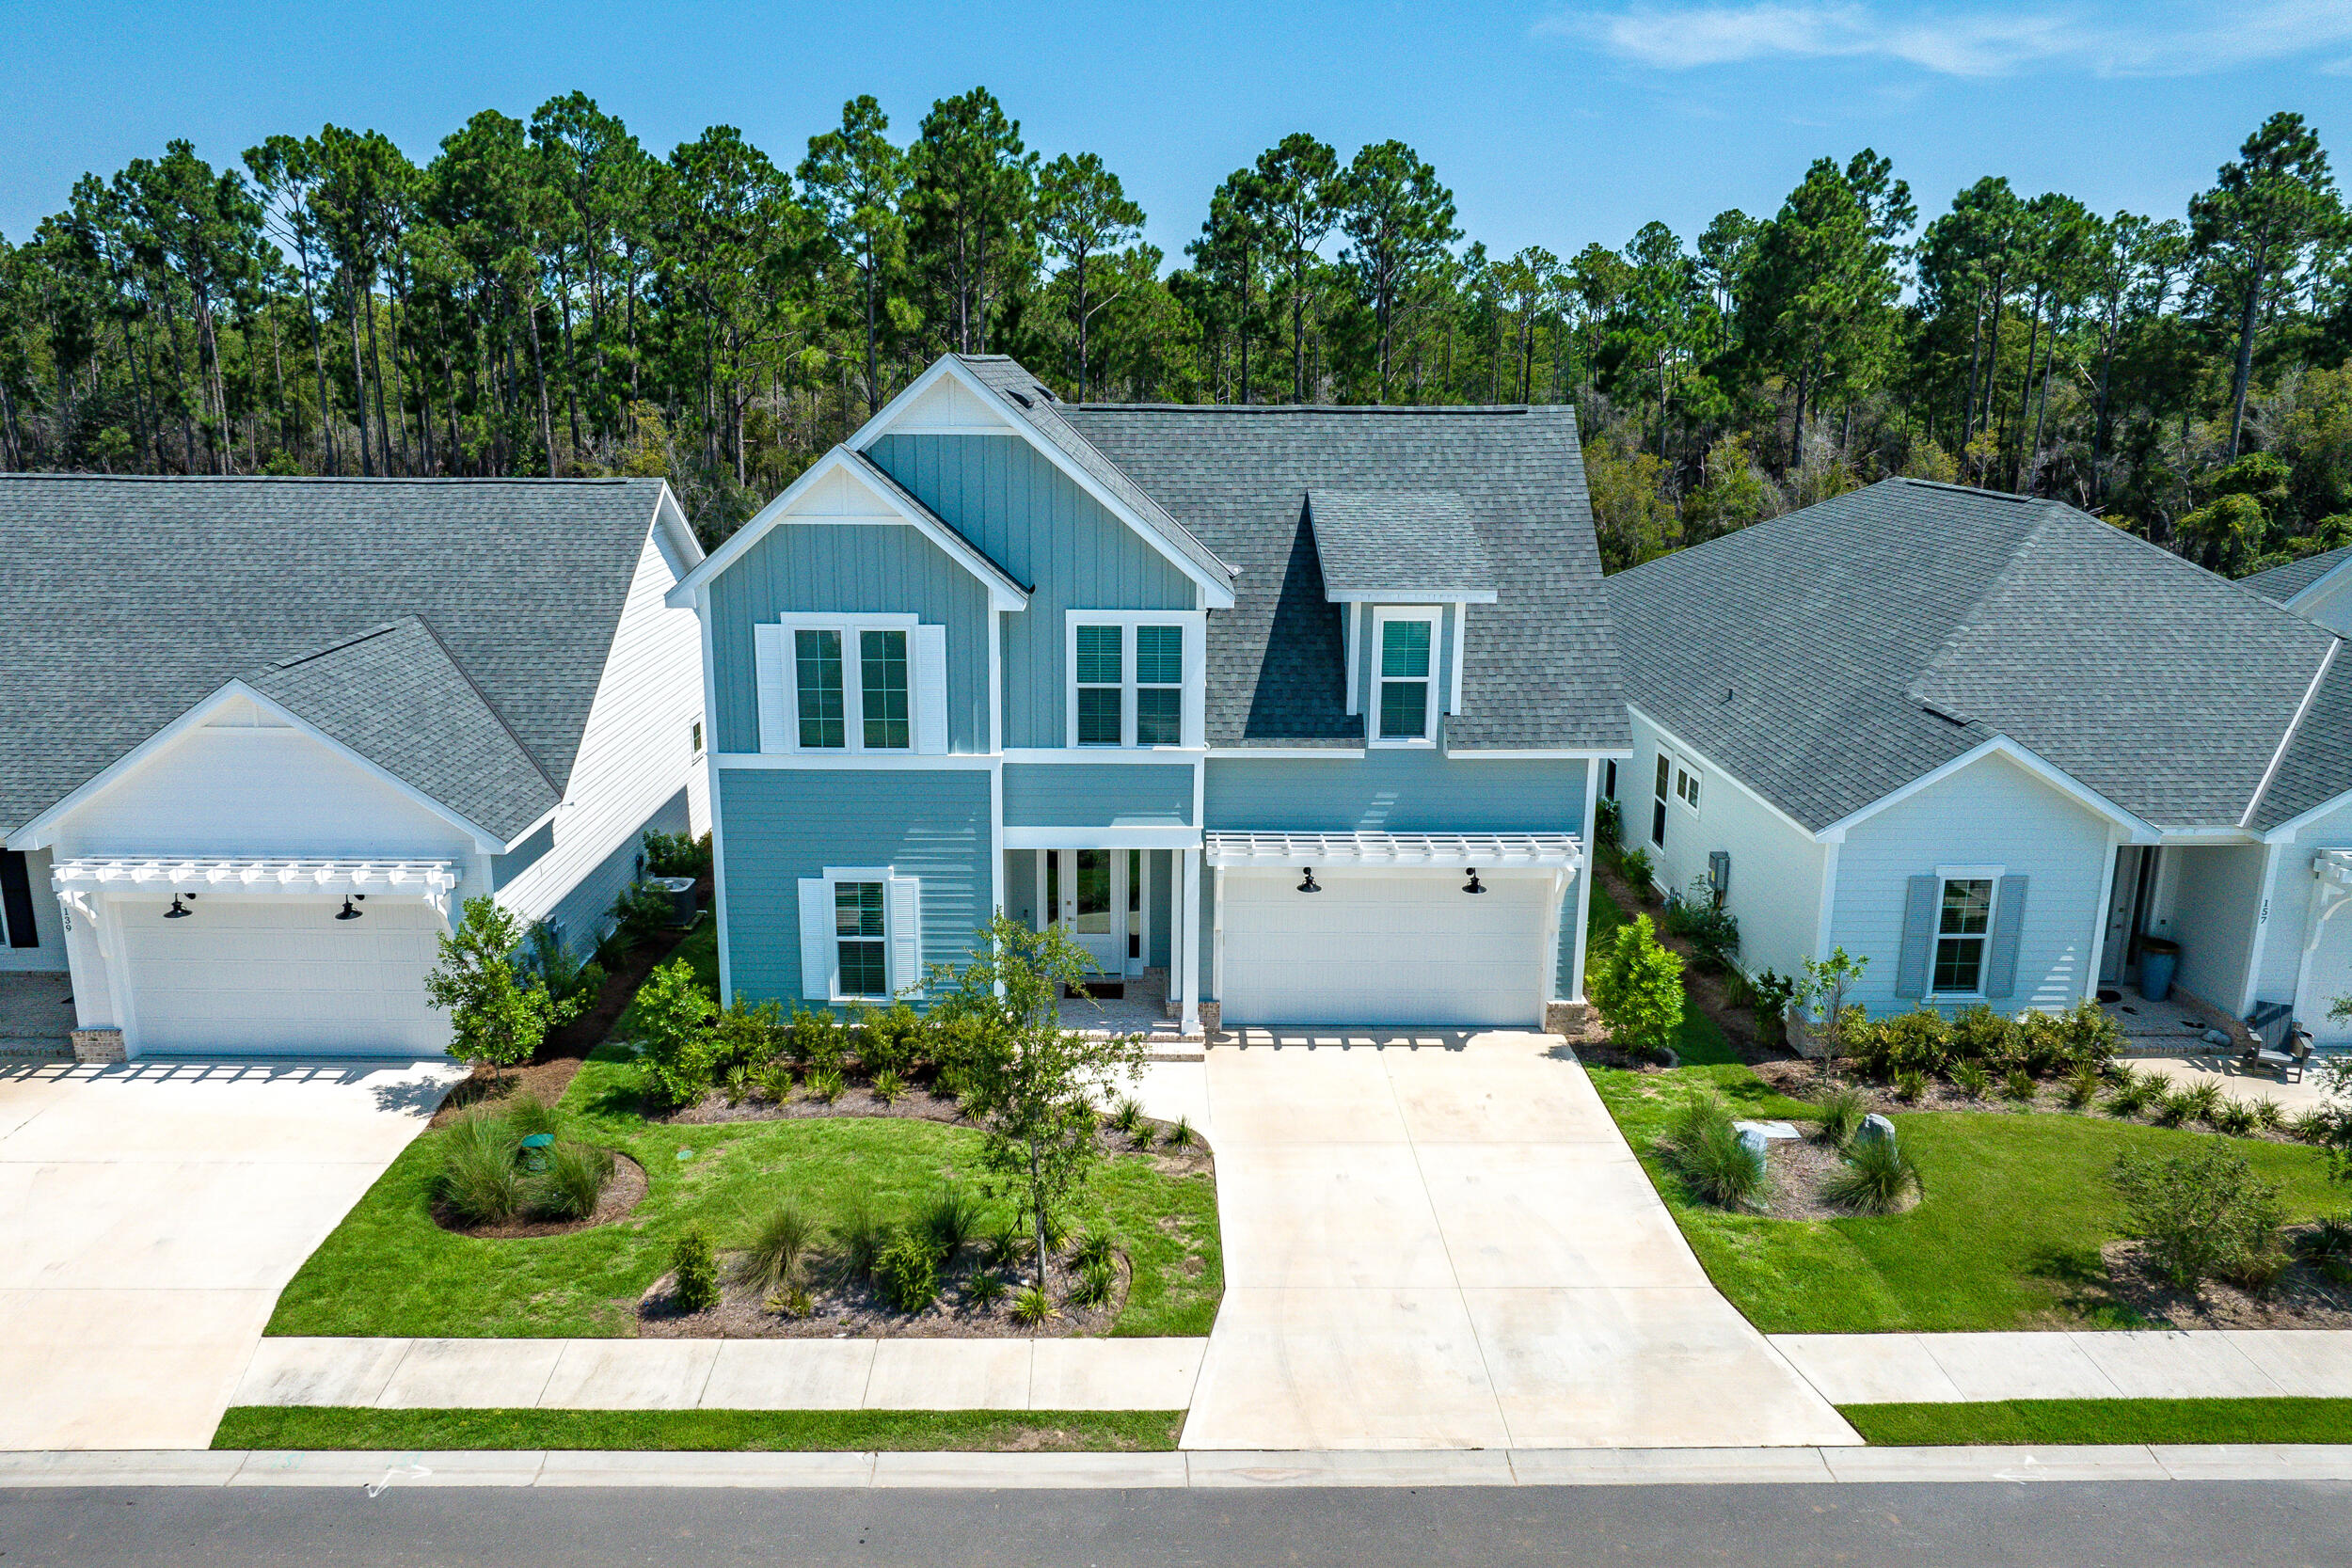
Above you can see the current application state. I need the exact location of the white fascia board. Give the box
[1003,748,1206,764]
[1623,702,1825,845]
[851,356,1238,610]
[649,483,706,576]
[1326,589,1500,605]
[715,752,1000,772]
[2241,640,2338,831]
[665,446,1027,611]
[1001,825,1202,850]
[1445,747,1635,760]
[1814,733,2162,846]
[1204,748,1368,760]
[2262,783,2352,843]
[8,680,506,855]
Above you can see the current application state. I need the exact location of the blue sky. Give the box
[3,1,2347,260]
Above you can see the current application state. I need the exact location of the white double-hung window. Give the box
[755,614,948,755]
[1064,611,1205,749]
[1932,875,1996,995]
[1371,609,1439,744]
[797,867,922,1003]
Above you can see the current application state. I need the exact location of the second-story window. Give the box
[766,618,922,754]
[1075,626,1124,744]
[860,629,910,750]
[1373,611,1437,743]
[796,629,847,749]
[1136,626,1184,745]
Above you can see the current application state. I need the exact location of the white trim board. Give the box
[1815,735,2161,846]
[1001,826,1202,850]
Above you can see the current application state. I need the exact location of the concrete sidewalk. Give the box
[236,1337,1206,1413]
[1775,1330,2352,1404]
[9,1443,2352,1489]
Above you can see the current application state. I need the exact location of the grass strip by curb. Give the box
[1841,1398,2352,1448]
[212,1405,1184,1452]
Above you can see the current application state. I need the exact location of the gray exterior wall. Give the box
[1205,751,1585,833]
[707,520,993,754]
[1003,762,1195,827]
[718,768,992,1007]
[539,786,691,957]
[867,434,1196,749]
[2163,842,2266,1016]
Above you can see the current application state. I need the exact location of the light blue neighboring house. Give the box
[667,354,1629,1034]
[1604,478,2352,1043]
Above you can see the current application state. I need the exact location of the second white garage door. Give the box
[1217,869,1553,1027]
[118,896,451,1056]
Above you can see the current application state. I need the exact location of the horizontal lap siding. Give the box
[868,434,1195,750]
[707,523,990,754]
[1831,752,2108,1015]
[2167,844,2265,1014]
[1002,763,1196,827]
[718,768,992,1007]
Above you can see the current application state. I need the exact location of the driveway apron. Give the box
[1175,1032,1858,1450]
[0,1059,458,1449]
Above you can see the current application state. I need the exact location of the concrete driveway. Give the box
[1157,1031,1857,1450]
[0,1058,460,1449]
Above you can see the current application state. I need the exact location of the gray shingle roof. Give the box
[0,474,680,842]
[2249,647,2352,832]
[1309,491,1497,600]
[2241,545,2352,604]
[1060,404,1628,752]
[1603,478,2344,832]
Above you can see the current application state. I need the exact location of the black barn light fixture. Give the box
[163,894,193,919]
[1296,867,1320,894]
[335,895,365,922]
[1463,869,1486,895]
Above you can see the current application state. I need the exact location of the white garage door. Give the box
[118,896,451,1056]
[1218,869,1552,1028]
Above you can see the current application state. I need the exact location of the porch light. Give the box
[1296,868,1320,894]
[335,895,364,922]
[163,894,193,919]
[1463,869,1485,895]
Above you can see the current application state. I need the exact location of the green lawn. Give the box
[1841,1399,2352,1448]
[1581,879,2346,1333]
[268,1043,1222,1339]
[212,1406,1183,1452]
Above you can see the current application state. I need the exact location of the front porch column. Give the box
[1179,847,1200,1036]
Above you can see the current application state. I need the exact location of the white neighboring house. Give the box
[0,475,708,1060]
[1603,478,2352,1041]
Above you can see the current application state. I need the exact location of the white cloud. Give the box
[1542,1,2352,78]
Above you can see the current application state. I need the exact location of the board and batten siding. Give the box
[497,525,708,930]
[866,433,1195,750]
[1002,763,1195,827]
[717,768,992,1007]
[1830,751,2110,1014]
[707,518,992,755]
[1621,712,1828,985]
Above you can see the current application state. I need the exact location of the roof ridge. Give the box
[2242,638,2342,828]
[402,612,567,802]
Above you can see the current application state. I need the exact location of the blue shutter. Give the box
[1984,875,2028,1000]
[1895,876,1939,1000]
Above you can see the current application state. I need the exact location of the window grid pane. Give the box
[1135,626,1183,685]
[1077,687,1122,745]
[1075,626,1123,686]
[1380,619,1431,679]
[860,629,910,750]
[1380,679,1428,739]
[1136,688,1182,745]
[1933,938,1984,993]
[795,629,845,749]
[1939,879,1992,936]
[834,881,886,998]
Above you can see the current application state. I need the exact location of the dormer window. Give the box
[1065,611,1206,749]
[1371,609,1439,745]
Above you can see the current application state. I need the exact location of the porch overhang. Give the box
[2315,848,2352,892]
[51,855,462,913]
[1204,830,1581,869]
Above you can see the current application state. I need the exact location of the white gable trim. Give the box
[665,446,1029,611]
[850,356,1238,610]
[1814,735,2161,846]
[2241,640,2338,830]
[7,681,506,855]
[2283,554,2352,614]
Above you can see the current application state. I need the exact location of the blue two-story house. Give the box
[666,354,1628,1035]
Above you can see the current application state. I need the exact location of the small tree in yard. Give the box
[1589,913,1684,1064]
[425,895,582,1082]
[2111,1139,2286,1293]
[632,958,720,1108]
[1797,947,1870,1069]
[928,915,1147,1296]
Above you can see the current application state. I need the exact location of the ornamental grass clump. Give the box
[1821,1133,1923,1216]
[1010,1285,1055,1326]
[2179,1082,2225,1123]
[737,1196,816,1303]
[1894,1069,1928,1103]
[437,1112,526,1226]
[2106,1069,2161,1117]
[2208,1098,2261,1137]
[967,1269,1009,1307]
[1679,1117,1768,1211]
[2153,1088,2200,1128]
[1107,1095,1147,1138]
[834,1194,890,1283]
[2002,1068,2038,1104]
[1949,1060,1992,1101]
[920,1181,985,1266]
[537,1140,614,1222]
[1812,1085,1869,1149]
[1070,1257,1117,1307]
[2063,1065,2104,1111]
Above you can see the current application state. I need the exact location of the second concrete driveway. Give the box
[1170,1032,1857,1450]
[0,1058,459,1449]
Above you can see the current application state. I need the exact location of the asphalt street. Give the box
[3,1481,2349,1567]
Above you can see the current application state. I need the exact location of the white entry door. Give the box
[117,895,451,1056]
[1218,869,1552,1028]
[1047,849,1127,974]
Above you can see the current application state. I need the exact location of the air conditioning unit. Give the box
[1708,849,1731,898]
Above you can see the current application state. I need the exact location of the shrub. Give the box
[920,1182,985,1264]
[1813,1085,1868,1148]
[1947,1005,2016,1072]
[1668,1112,1765,1211]
[711,997,787,1080]
[642,828,712,879]
[632,958,719,1108]
[786,1006,850,1072]
[670,1226,720,1314]
[1070,1257,1116,1307]
[2107,1071,2161,1117]
[426,895,581,1081]
[1857,1006,1951,1081]
[525,920,607,1008]
[2296,1214,2352,1284]
[1747,969,1798,1049]
[804,1065,847,1103]
[876,1229,940,1313]
[1164,1115,1198,1148]
[2209,1098,2260,1137]
[871,1068,907,1104]
[1894,1069,1928,1103]
[856,1001,928,1078]
[1821,1135,1923,1215]
[2111,1140,2287,1292]
[1595,794,1623,847]
[609,878,680,944]
[537,1140,613,1221]
[2046,999,2128,1075]
[1662,880,1740,972]
[737,1197,816,1299]
[834,1195,890,1281]
[2063,1065,2104,1111]
[1073,1228,1118,1271]
[1107,1095,1147,1137]
[1618,845,1655,891]
[1949,1060,1992,1101]
[2002,1068,2038,1104]
[1010,1286,1055,1326]
[968,1270,1009,1308]
[1588,913,1685,1064]
[437,1113,525,1226]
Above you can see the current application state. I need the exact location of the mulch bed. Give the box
[429,1152,649,1240]
[1750,1058,2317,1148]
[2101,1233,2352,1329]
[638,1241,1134,1340]
[1592,857,1785,1066]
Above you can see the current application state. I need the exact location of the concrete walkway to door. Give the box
[0,1057,461,1450]
[1155,1031,1858,1451]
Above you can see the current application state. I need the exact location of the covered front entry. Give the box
[1208,832,1579,1030]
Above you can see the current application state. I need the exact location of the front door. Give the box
[1049,849,1125,974]
[2100,846,2150,990]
